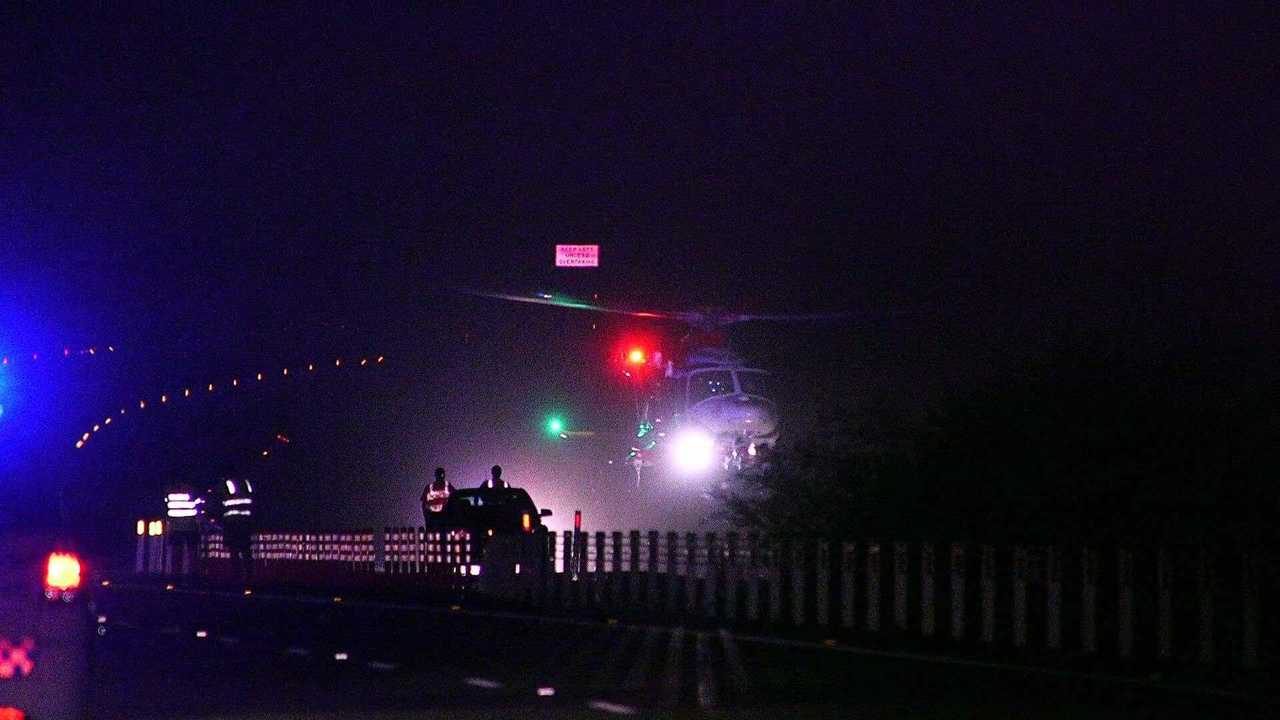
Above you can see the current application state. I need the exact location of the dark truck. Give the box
[0,512,92,720]
[423,485,552,588]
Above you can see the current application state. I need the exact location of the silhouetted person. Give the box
[485,464,509,489]
[422,467,454,523]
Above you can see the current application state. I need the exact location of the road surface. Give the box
[86,582,1265,719]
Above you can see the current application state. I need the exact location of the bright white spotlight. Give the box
[671,427,717,474]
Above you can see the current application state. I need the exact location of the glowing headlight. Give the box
[671,427,717,474]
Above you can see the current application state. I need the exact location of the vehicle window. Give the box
[735,370,770,398]
[689,370,735,404]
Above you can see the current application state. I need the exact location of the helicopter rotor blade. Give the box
[462,289,684,321]
[720,311,853,324]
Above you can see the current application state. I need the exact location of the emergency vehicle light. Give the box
[45,552,81,591]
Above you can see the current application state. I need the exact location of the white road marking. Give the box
[587,700,638,715]
[622,628,660,691]
[114,579,1260,704]
[285,646,310,657]
[662,628,683,705]
[366,660,399,671]
[464,677,503,689]
[695,632,717,709]
[719,628,750,700]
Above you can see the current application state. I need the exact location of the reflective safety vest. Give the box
[424,479,451,513]
[219,478,255,520]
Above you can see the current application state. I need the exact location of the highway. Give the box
[84,582,1265,719]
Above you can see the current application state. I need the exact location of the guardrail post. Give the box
[816,540,831,628]
[1156,547,1172,660]
[725,532,740,623]
[747,533,762,623]
[685,532,699,616]
[611,531,624,607]
[866,542,881,632]
[769,542,784,625]
[562,530,575,608]
[1117,547,1134,659]
[1013,545,1028,649]
[628,530,641,607]
[134,527,146,573]
[1242,549,1258,669]
[704,532,719,619]
[648,530,660,611]
[1199,548,1217,664]
[841,542,857,629]
[893,542,909,631]
[666,532,680,615]
[791,541,807,627]
[980,545,995,645]
[1081,546,1098,655]
[950,543,965,641]
[1047,546,1062,651]
[921,542,936,638]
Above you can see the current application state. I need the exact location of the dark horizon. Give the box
[3,5,1277,535]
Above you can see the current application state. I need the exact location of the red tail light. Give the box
[45,552,82,591]
[0,706,27,720]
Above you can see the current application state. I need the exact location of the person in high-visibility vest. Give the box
[211,477,256,583]
[163,484,205,577]
[421,467,454,524]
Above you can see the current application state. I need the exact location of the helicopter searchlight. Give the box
[671,426,717,475]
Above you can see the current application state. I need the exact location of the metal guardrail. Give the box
[132,522,1269,671]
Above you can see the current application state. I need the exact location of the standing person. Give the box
[421,467,454,524]
[163,483,205,578]
[212,476,256,584]
[484,464,509,489]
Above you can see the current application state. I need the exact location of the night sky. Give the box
[2,6,1276,536]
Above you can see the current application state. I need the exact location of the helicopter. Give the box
[468,290,845,482]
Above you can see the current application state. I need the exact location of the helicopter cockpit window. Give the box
[735,370,770,398]
[689,370,735,404]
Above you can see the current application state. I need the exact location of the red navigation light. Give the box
[626,347,647,365]
[45,552,81,591]
[573,509,582,532]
